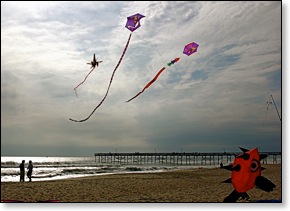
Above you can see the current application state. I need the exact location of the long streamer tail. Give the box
[70,33,132,122]
[126,67,166,103]
[73,67,95,97]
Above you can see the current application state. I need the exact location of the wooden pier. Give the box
[94,152,281,166]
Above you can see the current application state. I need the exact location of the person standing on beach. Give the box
[19,160,25,182]
[27,160,33,182]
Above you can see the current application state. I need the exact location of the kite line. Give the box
[270,94,281,122]
[69,33,132,122]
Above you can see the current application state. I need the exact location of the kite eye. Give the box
[251,159,259,172]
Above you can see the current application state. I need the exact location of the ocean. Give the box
[0,156,211,182]
[1,155,281,182]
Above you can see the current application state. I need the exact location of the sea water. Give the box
[1,155,281,182]
[0,156,211,182]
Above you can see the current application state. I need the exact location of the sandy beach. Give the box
[1,164,281,203]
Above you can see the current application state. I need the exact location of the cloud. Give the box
[1,1,281,156]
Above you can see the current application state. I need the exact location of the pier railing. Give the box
[94,152,281,166]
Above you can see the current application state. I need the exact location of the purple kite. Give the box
[126,42,199,103]
[125,13,145,32]
[183,42,199,56]
[70,13,145,123]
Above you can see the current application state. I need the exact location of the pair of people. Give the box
[19,160,33,182]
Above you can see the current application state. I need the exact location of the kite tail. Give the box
[125,90,143,103]
[126,67,166,103]
[167,62,172,66]
[73,67,96,97]
[74,88,78,98]
[69,33,132,122]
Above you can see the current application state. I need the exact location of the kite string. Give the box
[69,33,132,122]
[262,95,272,127]
[270,94,281,122]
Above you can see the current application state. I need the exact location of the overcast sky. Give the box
[1,1,282,156]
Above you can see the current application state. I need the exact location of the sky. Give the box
[1,1,282,157]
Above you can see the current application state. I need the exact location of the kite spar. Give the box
[70,13,145,122]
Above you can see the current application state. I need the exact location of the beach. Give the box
[1,164,281,203]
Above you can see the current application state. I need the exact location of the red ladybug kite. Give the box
[221,147,276,202]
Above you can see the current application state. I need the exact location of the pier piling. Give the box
[94,152,281,166]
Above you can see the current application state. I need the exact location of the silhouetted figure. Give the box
[27,160,33,182]
[19,160,25,182]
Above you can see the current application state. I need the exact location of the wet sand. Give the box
[1,164,281,203]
